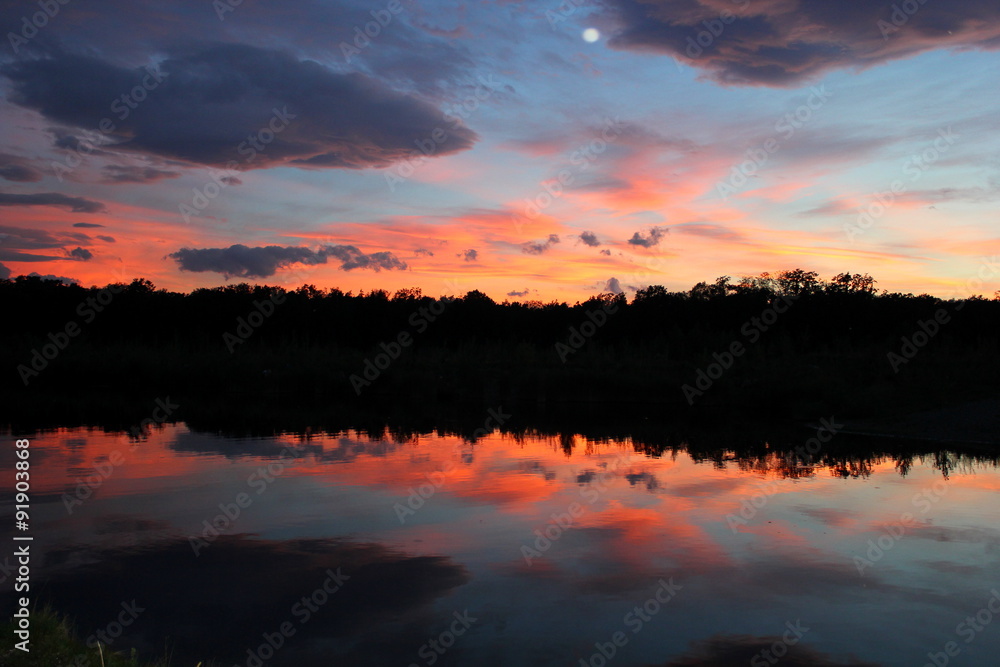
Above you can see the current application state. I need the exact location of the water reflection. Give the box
[1,418,998,666]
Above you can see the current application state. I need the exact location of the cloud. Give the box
[675,223,746,242]
[73,222,105,228]
[0,262,9,279]
[627,226,668,248]
[0,192,106,213]
[507,288,531,297]
[27,272,79,284]
[461,249,478,262]
[0,154,43,182]
[169,244,408,278]
[522,234,560,255]
[102,165,181,183]
[579,231,601,247]
[414,248,435,257]
[798,200,854,217]
[96,235,116,243]
[604,277,624,293]
[0,225,64,250]
[0,249,59,262]
[0,225,88,262]
[600,249,612,256]
[68,247,93,261]
[603,0,1000,86]
[2,45,478,171]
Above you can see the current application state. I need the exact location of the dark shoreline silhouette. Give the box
[2,269,997,422]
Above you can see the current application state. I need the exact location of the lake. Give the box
[2,416,999,666]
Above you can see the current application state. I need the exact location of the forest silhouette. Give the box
[3,269,998,417]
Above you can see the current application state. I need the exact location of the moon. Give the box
[582,28,600,43]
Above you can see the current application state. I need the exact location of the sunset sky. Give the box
[1,0,998,302]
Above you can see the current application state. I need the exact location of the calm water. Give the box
[2,421,999,666]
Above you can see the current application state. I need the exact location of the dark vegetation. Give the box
[2,269,998,419]
[0,606,204,667]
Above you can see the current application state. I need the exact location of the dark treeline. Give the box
[2,269,998,416]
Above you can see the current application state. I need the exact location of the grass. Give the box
[0,606,210,667]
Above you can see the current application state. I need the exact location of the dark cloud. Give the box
[600,249,612,256]
[96,235,116,243]
[675,223,745,242]
[579,231,601,247]
[0,224,101,263]
[461,248,478,262]
[102,165,181,183]
[627,226,668,248]
[0,192,106,213]
[661,634,879,666]
[0,154,43,182]
[603,277,623,294]
[604,0,1000,86]
[414,248,435,257]
[0,249,59,262]
[26,272,79,284]
[0,225,64,250]
[507,288,531,297]
[170,243,408,278]
[0,0,479,95]
[51,132,114,157]
[521,234,560,255]
[26,536,470,667]
[0,262,9,279]
[72,222,105,228]
[2,45,478,171]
